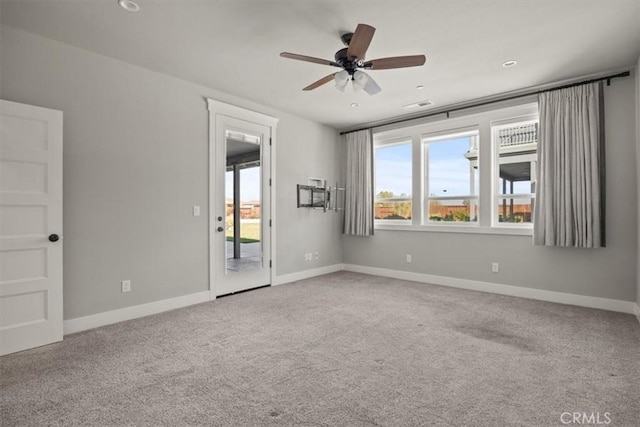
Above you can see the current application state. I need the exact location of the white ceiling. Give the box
[1,0,639,130]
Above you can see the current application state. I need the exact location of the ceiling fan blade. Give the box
[347,24,376,60]
[364,55,426,70]
[280,52,340,67]
[303,73,337,91]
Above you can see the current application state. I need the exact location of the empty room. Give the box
[1,1,639,426]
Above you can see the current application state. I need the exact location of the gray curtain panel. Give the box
[343,130,374,236]
[533,82,605,248]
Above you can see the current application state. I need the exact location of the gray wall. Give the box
[0,26,343,320]
[344,77,638,302]
[0,24,635,320]
[276,122,344,276]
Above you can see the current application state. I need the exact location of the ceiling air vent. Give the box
[403,100,433,111]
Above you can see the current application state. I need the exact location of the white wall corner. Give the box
[343,264,638,315]
[273,264,345,286]
[64,291,212,335]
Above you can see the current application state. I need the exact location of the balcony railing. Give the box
[498,123,538,147]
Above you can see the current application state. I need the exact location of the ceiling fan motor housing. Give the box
[334,47,361,76]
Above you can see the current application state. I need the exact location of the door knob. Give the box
[217,227,224,232]
[48,234,60,242]
[217,216,223,222]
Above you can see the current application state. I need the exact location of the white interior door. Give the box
[208,100,277,297]
[0,99,63,356]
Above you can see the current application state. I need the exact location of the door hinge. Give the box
[269,138,272,146]
[269,260,272,268]
[269,219,272,227]
[269,178,272,186]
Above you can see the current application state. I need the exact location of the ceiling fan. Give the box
[280,23,426,95]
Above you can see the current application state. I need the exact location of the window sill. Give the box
[374,223,533,236]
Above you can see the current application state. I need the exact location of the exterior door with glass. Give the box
[208,100,276,296]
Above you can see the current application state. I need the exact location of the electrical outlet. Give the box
[315,252,319,260]
[406,254,412,263]
[192,205,200,216]
[492,262,499,273]
[121,280,131,293]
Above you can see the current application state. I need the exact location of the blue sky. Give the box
[375,137,476,198]
[226,167,261,202]
[374,142,412,197]
[427,137,478,197]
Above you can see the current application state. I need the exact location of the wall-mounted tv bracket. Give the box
[297,179,345,213]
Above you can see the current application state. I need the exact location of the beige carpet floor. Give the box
[2,271,639,426]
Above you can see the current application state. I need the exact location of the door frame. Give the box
[206,99,278,298]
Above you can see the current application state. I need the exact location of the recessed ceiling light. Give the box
[118,0,140,12]
[502,60,517,68]
[416,85,425,90]
[351,103,360,108]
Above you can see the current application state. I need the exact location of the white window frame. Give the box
[423,128,480,226]
[373,102,538,235]
[373,136,414,226]
[491,115,539,229]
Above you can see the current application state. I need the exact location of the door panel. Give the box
[0,100,63,356]
[214,116,271,296]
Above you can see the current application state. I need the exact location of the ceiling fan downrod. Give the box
[340,32,353,47]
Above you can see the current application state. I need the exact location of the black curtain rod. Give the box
[339,70,630,136]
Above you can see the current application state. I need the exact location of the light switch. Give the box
[193,205,201,216]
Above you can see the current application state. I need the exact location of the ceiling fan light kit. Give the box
[280,23,426,95]
[353,70,381,95]
[334,70,350,92]
[352,70,367,90]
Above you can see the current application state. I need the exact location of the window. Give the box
[374,141,412,221]
[493,120,538,225]
[424,130,479,223]
[372,102,538,234]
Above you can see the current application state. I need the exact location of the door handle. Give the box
[217,216,223,222]
[217,227,224,232]
[49,234,60,242]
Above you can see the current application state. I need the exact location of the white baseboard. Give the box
[273,263,345,286]
[63,266,639,336]
[63,263,345,336]
[343,264,637,315]
[64,291,212,335]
